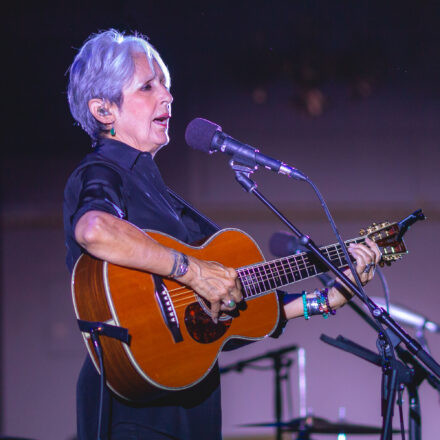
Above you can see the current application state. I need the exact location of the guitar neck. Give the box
[237,236,366,298]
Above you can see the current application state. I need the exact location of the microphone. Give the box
[371,297,440,333]
[185,118,307,181]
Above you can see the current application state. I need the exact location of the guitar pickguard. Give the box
[184,303,231,343]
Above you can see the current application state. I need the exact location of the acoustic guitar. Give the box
[71,211,424,402]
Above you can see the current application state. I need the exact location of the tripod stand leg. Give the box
[381,368,398,440]
[408,385,421,440]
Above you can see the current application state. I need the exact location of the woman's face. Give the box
[111,53,173,154]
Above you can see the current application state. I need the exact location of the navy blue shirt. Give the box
[64,138,222,440]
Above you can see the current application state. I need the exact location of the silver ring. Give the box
[225,299,236,308]
[363,263,374,274]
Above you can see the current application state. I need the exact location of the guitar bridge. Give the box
[153,275,183,343]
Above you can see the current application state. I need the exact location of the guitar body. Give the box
[72,228,280,402]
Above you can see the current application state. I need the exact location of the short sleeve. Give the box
[70,163,127,232]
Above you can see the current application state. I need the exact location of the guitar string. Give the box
[187,244,349,293]
[165,235,368,303]
[169,240,368,309]
[167,257,338,304]
[169,256,352,309]
[235,237,365,288]
[165,240,360,300]
[165,238,360,294]
[156,234,388,310]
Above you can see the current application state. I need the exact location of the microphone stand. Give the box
[220,344,298,440]
[229,161,440,440]
[344,300,440,440]
[77,320,130,440]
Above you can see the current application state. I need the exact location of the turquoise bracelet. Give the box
[302,291,310,320]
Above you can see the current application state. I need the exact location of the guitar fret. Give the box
[292,257,302,282]
[285,257,295,281]
[337,245,344,267]
[258,265,272,291]
[279,259,291,285]
[266,265,276,290]
[262,266,272,290]
[238,268,250,298]
[240,267,257,298]
[307,263,317,276]
[238,235,372,299]
[277,258,295,284]
[271,261,282,286]
[326,245,339,267]
[299,254,309,279]
[245,267,255,295]
[250,266,260,293]
[272,260,287,287]
[252,266,264,294]
[326,245,342,268]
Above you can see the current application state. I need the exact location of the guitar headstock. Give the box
[359,222,406,265]
[359,210,426,266]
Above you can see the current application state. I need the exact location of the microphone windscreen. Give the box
[269,231,305,257]
[185,118,221,153]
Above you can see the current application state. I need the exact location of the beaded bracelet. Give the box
[315,288,336,319]
[302,291,310,320]
[304,288,336,319]
[322,288,336,316]
[316,289,329,319]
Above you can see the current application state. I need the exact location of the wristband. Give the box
[302,291,310,320]
[168,251,189,279]
[305,288,335,319]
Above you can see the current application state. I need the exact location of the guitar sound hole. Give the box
[184,303,231,343]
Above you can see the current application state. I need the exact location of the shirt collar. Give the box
[94,138,152,170]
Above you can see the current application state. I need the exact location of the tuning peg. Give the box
[359,228,366,236]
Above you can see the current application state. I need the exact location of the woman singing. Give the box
[64,29,380,440]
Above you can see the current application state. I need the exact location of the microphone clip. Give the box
[229,150,259,171]
[229,160,258,193]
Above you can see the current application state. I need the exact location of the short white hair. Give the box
[67,29,170,141]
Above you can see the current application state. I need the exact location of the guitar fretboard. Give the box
[237,237,365,298]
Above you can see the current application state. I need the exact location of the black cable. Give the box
[91,332,105,440]
[376,267,391,313]
[304,178,366,298]
[304,176,400,440]
[303,176,396,361]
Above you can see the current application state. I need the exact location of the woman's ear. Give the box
[88,98,115,124]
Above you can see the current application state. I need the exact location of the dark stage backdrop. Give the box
[3,2,440,439]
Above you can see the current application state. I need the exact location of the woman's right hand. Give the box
[179,257,243,323]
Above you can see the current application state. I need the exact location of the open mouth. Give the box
[153,114,170,127]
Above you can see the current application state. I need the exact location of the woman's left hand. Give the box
[329,237,381,308]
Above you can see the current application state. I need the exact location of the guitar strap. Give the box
[166,187,220,236]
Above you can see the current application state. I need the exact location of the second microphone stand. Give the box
[220,344,298,440]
